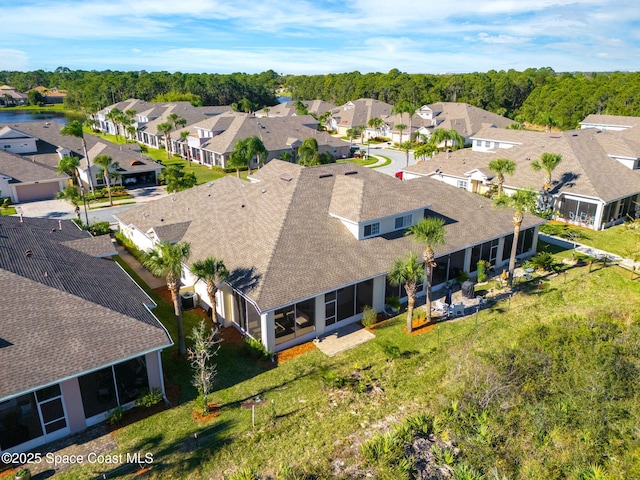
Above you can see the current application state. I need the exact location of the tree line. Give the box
[1,67,638,129]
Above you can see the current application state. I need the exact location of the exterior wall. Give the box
[145,352,163,392]
[0,137,37,153]
[60,378,85,434]
[471,138,517,152]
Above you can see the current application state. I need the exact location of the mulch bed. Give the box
[276,341,316,363]
[192,402,221,422]
[109,401,167,433]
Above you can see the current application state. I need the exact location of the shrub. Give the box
[477,260,490,283]
[87,221,112,236]
[386,295,401,311]
[242,337,272,361]
[379,341,401,359]
[526,251,559,272]
[106,406,125,425]
[135,388,163,408]
[457,271,470,283]
[361,305,377,327]
[114,230,145,263]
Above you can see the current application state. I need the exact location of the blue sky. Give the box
[1,0,638,74]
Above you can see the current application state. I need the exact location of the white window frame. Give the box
[363,222,380,238]
[457,180,468,189]
[394,214,412,230]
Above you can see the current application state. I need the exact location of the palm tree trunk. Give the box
[425,263,432,322]
[81,138,95,194]
[508,214,523,286]
[105,174,113,207]
[170,285,186,355]
[406,292,415,333]
[207,283,218,324]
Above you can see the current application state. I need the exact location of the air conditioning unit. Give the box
[180,291,198,310]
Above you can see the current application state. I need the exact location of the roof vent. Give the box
[319,173,333,179]
[280,173,293,182]
[344,171,358,176]
[25,249,32,257]
[261,189,267,193]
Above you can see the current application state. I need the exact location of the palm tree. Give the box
[157,122,174,160]
[399,141,413,167]
[392,101,415,141]
[387,252,425,333]
[488,158,517,196]
[247,136,268,169]
[56,155,80,184]
[263,106,270,117]
[60,120,94,193]
[93,155,120,207]
[494,190,538,286]
[531,152,562,193]
[106,108,123,139]
[394,123,407,144]
[414,142,438,161]
[407,217,446,322]
[143,241,192,355]
[190,257,229,325]
[368,117,384,138]
[179,130,191,165]
[430,128,465,151]
[297,137,322,166]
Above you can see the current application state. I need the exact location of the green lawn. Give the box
[56,243,640,480]
[540,221,639,259]
[1,207,17,216]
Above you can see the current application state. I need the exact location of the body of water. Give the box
[0,110,70,124]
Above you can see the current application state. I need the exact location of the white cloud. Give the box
[0,49,29,71]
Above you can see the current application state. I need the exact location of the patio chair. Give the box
[448,303,465,318]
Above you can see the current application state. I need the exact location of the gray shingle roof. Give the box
[116,161,541,313]
[406,127,640,202]
[0,216,172,399]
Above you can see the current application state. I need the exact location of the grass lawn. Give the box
[56,243,640,480]
[1,207,17,216]
[540,220,639,259]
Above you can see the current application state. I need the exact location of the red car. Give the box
[394,171,403,180]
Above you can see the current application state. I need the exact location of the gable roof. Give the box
[0,217,172,399]
[116,161,541,312]
[0,149,67,183]
[405,127,640,202]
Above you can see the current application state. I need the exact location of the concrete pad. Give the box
[313,322,375,357]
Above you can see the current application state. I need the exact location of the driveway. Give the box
[13,185,169,222]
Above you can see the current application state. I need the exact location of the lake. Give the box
[0,110,70,124]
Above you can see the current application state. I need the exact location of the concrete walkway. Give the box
[313,322,375,357]
[114,240,165,289]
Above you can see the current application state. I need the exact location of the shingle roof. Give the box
[0,217,172,399]
[0,150,67,183]
[116,161,541,312]
[0,122,160,174]
[580,114,640,129]
[405,127,640,202]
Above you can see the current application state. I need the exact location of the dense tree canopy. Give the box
[0,68,638,130]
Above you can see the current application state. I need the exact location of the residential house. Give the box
[30,86,67,105]
[402,120,640,230]
[0,122,163,196]
[329,99,393,136]
[255,100,336,119]
[180,111,350,168]
[375,102,515,145]
[579,114,640,131]
[0,216,172,453]
[115,161,542,353]
[0,85,27,106]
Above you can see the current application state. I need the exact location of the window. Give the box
[394,214,412,230]
[2,145,10,149]
[456,180,467,189]
[476,140,482,147]
[485,141,491,147]
[363,222,380,238]
[494,142,500,148]
[275,299,315,344]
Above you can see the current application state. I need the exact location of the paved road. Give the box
[357,143,418,177]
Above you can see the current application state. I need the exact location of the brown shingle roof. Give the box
[117,161,541,312]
